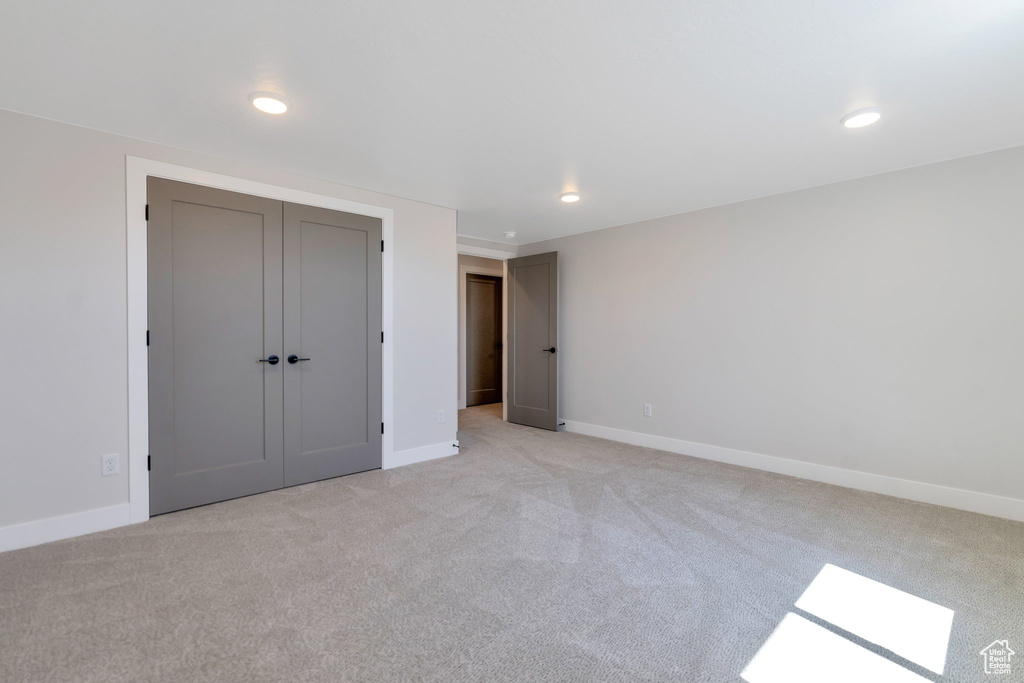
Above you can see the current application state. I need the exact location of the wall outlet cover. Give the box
[101,453,120,476]
[437,409,446,424]
[643,403,653,417]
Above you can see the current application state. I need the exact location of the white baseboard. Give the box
[0,503,132,554]
[561,419,1024,523]
[458,399,467,410]
[2,442,460,553]
[384,440,459,469]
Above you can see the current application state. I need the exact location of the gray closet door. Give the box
[283,203,382,486]
[148,178,285,515]
[507,252,558,430]
[466,274,503,407]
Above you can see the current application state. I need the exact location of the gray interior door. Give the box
[466,274,502,407]
[283,203,382,486]
[148,179,383,515]
[507,252,558,430]
[148,178,285,515]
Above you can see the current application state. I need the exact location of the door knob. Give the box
[287,354,311,364]
[258,355,280,365]
[542,347,557,353]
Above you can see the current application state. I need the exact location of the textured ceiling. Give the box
[3,0,1024,244]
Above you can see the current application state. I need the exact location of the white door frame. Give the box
[455,240,516,260]
[126,156,395,524]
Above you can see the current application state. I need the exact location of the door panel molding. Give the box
[127,157,395,524]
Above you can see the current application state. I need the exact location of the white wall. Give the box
[519,144,1024,517]
[0,109,457,535]
[457,254,504,409]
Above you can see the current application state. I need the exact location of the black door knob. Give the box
[288,354,311,364]
[543,347,557,353]
[258,355,280,365]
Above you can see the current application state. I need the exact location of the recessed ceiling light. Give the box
[249,92,289,115]
[504,231,517,239]
[841,107,882,129]
[560,192,581,203]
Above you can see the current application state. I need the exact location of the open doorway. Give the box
[457,245,561,435]
[458,251,508,431]
[466,272,503,407]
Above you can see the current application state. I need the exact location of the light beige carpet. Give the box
[1,404,1022,681]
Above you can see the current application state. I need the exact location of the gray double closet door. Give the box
[147,178,382,516]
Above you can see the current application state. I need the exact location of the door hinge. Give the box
[146,330,150,346]
[381,240,384,252]
[381,330,384,343]
[147,455,151,471]
[145,204,149,221]
[381,422,385,435]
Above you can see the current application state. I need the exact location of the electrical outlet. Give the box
[643,403,653,417]
[437,409,446,424]
[101,453,120,476]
